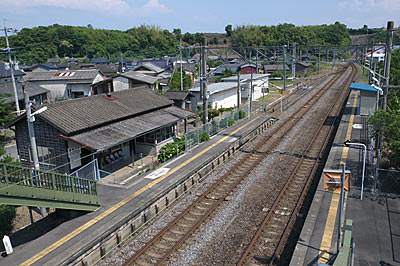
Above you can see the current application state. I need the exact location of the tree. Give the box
[173,28,182,41]
[215,66,236,82]
[169,68,192,90]
[0,93,16,127]
[225,24,233,37]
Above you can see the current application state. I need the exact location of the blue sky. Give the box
[0,0,398,33]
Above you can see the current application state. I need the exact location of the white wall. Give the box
[113,77,130,92]
[34,80,68,99]
[210,88,237,109]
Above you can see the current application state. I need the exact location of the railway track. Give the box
[236,63,357,265]
[122,65,353,266]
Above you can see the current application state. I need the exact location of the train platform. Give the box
[1,109,274,266]
[291,90,400,265]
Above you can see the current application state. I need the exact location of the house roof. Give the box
[189,82,238,95]
[118,58,134,64]
[47,58,61,64]
[94,64,118,75]
[61,106,194,151]
[214,64,240,75]
[221,73,269,82]
[263,65,290,71]
[296,62,312,67]
[0,82,49,103]
[120,71,161,84]
[179,63,196,73]
[138,59,170,70]
[134,62,165,74]
[0,61,25,78]
[164,90,191,101]
[91,58,110,64]
[24,69,102,82]
[349,83,378,93]
[28,86,173,135]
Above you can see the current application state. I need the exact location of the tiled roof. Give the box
[120,71,161,84]
[0,61,25,78]
[214,64,240,75]
[36,86,172,135]
[164,90,191,101]
[0,82,49,103]
[63,106,194,151]
[24,69,102,82]
[91,58,110,64]
[134,62,165,74]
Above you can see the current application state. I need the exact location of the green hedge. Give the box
[0,205,16,238]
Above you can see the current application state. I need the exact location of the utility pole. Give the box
[180,40,183,90]
[292,43,296,79]
[3,21,20,115]
[383,21,394,111]
[256,49,259,74]
[201,38,208,124]
[318,48,321,74]
[250,70,253,114]
[283,45,286,91]
[237,73,241,108]
[25,92,47,217]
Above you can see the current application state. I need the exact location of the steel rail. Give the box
[268,63,357,265]
[123,67,345,266]
[236,63,356,265]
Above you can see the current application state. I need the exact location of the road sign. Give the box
[278,89,283,95]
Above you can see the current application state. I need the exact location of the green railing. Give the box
[0,163,99,211]
[333,219,354,266]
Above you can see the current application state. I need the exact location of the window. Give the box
[37,146,56,166]
[71,91,84,98]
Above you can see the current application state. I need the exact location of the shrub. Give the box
[239,110,246,119]
[0,205,16,238]
[200,131,210,142]
[228,118,235,126]
[158,136,186,163]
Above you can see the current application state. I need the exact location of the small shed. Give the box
[349,83,378,115]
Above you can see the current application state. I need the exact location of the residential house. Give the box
[137,59,170,71]
[46,58,61,65]
[0,61,25,84]
[239,62,263,74]
[28,63,68,72]
[91,58,110,65]
[295,62,312,75]
[164,90,193,111]
[67,58,79,65]
[133,62,166,77]
[113,71,161,91]
[189,82,241,109]
[8,87,194,175]
[214,63,240,75]
[24,69,105,100]
[0,82,48,109]
[221,73,269,102]
[263,64,290,74]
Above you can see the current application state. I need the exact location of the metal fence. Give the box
[157,104,249,164]
[70,159,99,181]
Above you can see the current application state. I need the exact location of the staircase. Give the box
[0,163,99,211]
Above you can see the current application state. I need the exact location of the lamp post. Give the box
[344,140,367,200]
